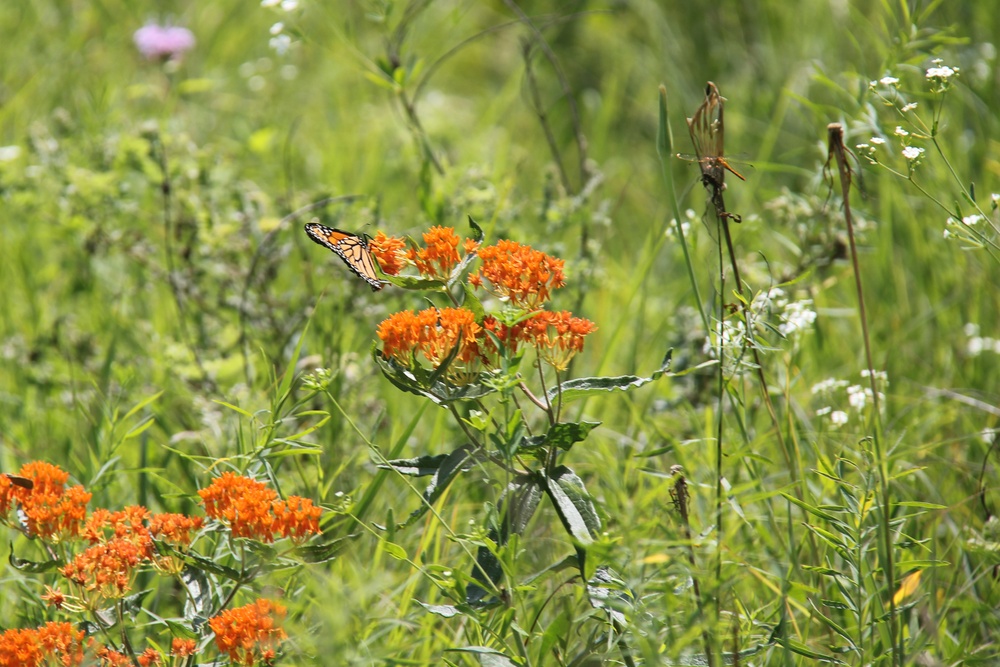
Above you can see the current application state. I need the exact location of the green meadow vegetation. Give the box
[1,0,999,664]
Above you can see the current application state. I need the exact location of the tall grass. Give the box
[1,0,999,664]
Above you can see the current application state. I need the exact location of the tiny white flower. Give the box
[261,0,280,6]
[270,22,284,35]
[868,80,878,88]
[943,228,951,239]
[901,102,918,112]
[280,0,299,9]
[984,429,997,445]
[856,143,871,150]
[894,126,909,137]
[830,411,849,426]
[870,137,886,145]
[964,322,980,337]
[962,214,982,226]
[815,406,832,416]
[902,146,924,160]
[932,58,943,65]
[269,33,291,55]
[0,145,21,161]
[968,337,985,356]
[926,65,957,79]
[880,76,900,86]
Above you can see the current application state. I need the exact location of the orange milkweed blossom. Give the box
[171,638,197,658]
[378,307,484,370]
[408,226,464,280]
[0,621,85,667]
[369,231,408,276]
[60,534,153,603]
[2,461,91,542]
[148,511,204,546]
[198,473,320,543]
[521,310,597,372]
[473,240,565,309]
[209,599,287,667]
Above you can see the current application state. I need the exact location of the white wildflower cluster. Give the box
[964,323,1000,357]
[702,317,758,378]
[812,372,886,427]
[943,213,987,246]
[751,287,818,343]
[666,209,697,239]
[262,0,299,55]
[926,58,959,93]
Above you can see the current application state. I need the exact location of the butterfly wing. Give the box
[304,223,385,292]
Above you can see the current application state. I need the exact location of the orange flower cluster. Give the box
[0,621,84,667]
[198,473,321,543]
[369,231,407,276]
[378,307,483,368]
[171,638,197,658]
[378,306,596,374]
[0,462,91,541]
[61,535,152,601]
[521,310,597,371]
[408,226,461,279]
[473,240,565,309]
[209,599,287,667]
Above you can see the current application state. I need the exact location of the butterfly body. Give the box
[304,222,385,291]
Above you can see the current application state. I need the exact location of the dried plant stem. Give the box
[827,123,899,667]
[672,468,715,667]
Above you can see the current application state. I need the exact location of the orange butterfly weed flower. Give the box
[171,638,197,658]
[369,231,408,276]
[137,647,162,666]
[273,495,322,542]
[149,512,204,546]
[4,462,91,542]
[522,310,597,371]
[378,307,483,369]
[198,473,320,543]
[474,240,565,309]
[0,621,86,667]
[40,585,66,610]
[93,644,131,666]
[199,473,279,541]
[61,534,154,603]
[209,599,287,667]
[408,226,463,280]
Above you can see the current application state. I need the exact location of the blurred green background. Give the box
[1,0,999,663]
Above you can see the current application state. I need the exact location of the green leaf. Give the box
[468,476,543,606]
[379,452,479,477]
[546,350,672,404]
[467,215,484,243]
[445,646,520,667]
[545,466,601,544]
[417,601,460,618]
[521,421,601,453]
[373,349,496,405]
[401,445,476,528]
[296,534,358,563]
[387,274,447,291]
[9,548,62,573]
[181,567,212,619]
[587,565,634,626]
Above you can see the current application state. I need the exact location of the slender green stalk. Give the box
[826,123,899,667]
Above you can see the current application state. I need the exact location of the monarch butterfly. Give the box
[304,222,385,292]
